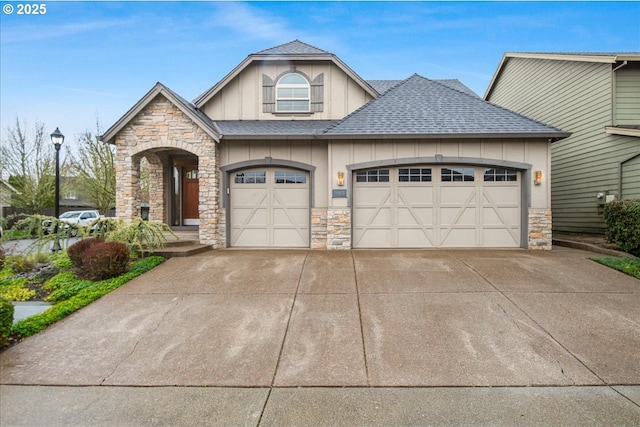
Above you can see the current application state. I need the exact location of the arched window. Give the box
[276,73,310,112]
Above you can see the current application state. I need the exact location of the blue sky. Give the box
[1,1,639,151]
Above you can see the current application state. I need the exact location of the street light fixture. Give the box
[50,127,64,252]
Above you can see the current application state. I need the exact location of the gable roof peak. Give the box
[255,39,331,56]
[102,81,220,144]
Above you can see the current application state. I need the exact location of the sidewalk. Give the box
[2,384,639,426]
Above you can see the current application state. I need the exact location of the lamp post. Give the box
[50,127,64,252]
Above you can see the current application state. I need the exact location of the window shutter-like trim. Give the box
[311,73,324,112]
[263,74,275,113]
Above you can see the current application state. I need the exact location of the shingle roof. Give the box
[368,79,478,97]
[216,120,337,138]
[367,80,402,93]
[256,40,331,55]
[323,74,567,138]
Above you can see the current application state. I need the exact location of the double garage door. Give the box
[229,165,522,248]
[353,166,522,248]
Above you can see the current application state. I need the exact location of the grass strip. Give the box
[11,256,165,338]
[592,257,640,280]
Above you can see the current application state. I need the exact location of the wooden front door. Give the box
[182,167,199,225]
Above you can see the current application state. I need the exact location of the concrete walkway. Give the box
[1,247,639,425]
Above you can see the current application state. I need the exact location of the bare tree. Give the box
[0,118,60,213]
[70,120,116,214]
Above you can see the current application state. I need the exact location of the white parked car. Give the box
[43,210,104,236]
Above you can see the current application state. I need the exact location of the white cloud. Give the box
[1,18,135,44]
[208,3,296,43]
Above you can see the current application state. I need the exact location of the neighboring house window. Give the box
[483,168,517,182]
[276,73,310,112]
[442,168,475,182]
[63,190,78,200]
[356,169,390,183]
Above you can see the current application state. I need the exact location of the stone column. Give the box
[528,208,552,250]
[326,208,352,250]
[145,153,166,223]
[311,208,328,249]
[198,147,220,247]
[115,149,141,222]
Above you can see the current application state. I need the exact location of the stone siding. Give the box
[311,209,328,249]
[528,208,552,250]
[145,152,166,222]
[114,94,220,246]
[326,208,351,250]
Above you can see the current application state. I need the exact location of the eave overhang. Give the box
[605,126,640,138]
[319,132,571,141]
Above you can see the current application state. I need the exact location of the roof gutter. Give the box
[319,132,571,141]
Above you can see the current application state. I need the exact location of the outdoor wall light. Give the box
[534,170,542,185]
[337,171,345,186]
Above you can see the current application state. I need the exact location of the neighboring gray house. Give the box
[485,52,640,234]
[102,40,568,250]
[0,179,19,218]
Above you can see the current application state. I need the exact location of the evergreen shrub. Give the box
[604,200,640,256]
[0,296,14,347]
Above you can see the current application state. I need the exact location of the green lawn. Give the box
[592,257,640,280]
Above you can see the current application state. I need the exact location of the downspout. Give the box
[611,61,628,126]
[612,60,628,72]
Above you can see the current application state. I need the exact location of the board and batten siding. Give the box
[201,61,373,121]
[328,138,550,209]
[488,57,640,234]
[220,139,329,209]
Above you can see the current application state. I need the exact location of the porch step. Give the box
[164,238,199,248]
[165,231,199,241]
[152,242,212,258]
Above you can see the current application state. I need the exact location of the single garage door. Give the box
[230,168,310,247]
[353,166,521,248]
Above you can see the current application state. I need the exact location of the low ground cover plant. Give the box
[10,255,165,339]
[0,218,168,350]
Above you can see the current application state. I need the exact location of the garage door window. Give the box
[356,169,390,183]
[399,168,432,182]
[234,171,266,184]
[442,167,474,182]
[275,171,307,184]
[483,168,517,182]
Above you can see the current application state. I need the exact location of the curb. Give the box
[553,239,637,258]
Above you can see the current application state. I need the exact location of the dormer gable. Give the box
[194,40,378,121]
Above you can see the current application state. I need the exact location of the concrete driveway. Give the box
[2,247,639,425]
